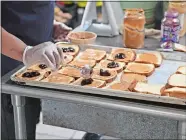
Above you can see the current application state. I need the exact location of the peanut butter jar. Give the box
[123,9,146,49]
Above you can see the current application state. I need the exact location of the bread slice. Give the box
[176,66,186,75]
[42,73,74,84]
[120,73,147,83]
[124,62,155,76]
[107,48,136,63]
[28,64,50,72]
[56,43,79,56]
[92,68,117,83]
[168,74,186,88]
[162,87,186,99]
[63,55,74,64]
[73,77,106,88]
[174,43,186,52]
[135,52,163,67]
[15,69,49,81]
[133,82,164,95]
[69,59,96,68]
[99,60,126,73]
[58,66,81,78]
[108,80,137,91]
[79,49,106,62]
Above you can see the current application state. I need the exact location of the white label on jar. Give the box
[178,13,184,30]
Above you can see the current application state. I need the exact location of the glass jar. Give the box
[160,9,180,50]
[123,9,146,49]
[169,1,186,37]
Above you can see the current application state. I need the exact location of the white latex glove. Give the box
[23,41,63,70]
[53,20,72,31]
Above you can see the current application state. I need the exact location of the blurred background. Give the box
[54,1,169,30]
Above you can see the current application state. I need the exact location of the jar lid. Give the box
[165,9,179,18]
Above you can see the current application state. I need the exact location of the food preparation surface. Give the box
[10,43,186,105]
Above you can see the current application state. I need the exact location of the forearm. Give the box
[1,27,27,61]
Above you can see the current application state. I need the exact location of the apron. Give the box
[1,1,54,76]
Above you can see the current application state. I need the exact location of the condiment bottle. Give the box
[123,9,146,49]
[160,9,181,51]
[169,1,186,37]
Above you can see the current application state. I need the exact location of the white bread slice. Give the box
[133,82,164,95]
[168,74,186,88]
[79,49,106,62]
[58,66,81,78]
[120,73,147,83]
[99,60,126,73]
[42,73,74,84]
[92,68,117,83]
[107,48,136,63]
[174,43,186,52]
[176,66,186,75]
[124,62,155,76]
[135,52,163,67]
[56,43,79,56]
[69,59,96,68]
[73,78,106,88]
[162,87,186,99]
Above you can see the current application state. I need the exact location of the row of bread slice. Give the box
[161,66,186,99]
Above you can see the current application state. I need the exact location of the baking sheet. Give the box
[11,43,186,105]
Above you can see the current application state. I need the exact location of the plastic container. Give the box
[169,1,186,37]
[123,9,146,49]
[160,9,180,50]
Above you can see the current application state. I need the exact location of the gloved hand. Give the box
[23,41,63,70]
[53,20,72,42]
[53,20,72,30]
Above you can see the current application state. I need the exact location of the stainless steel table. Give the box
[2,36,186,139]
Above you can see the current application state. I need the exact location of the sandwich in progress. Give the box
[107,48,136,63]
[135,52,163,67]
[120,73,147,83]
[58,66,81,78]
[79,49,106,62]
[56,43,79,56]
[108,80,137,91]
[124,62,155,76]
[92,68,117,83]
[99,60,126,73]
[73,77,106,88]
[69,59,96,68]
[42,73,74,84]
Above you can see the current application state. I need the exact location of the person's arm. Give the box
[1,27,27,61]
[1,27,63,70]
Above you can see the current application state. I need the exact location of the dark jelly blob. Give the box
[39,64,47,69]
[81,78,93,86]
[115,53,125,59]
[107,61,119,68]
[22,71,40,78]
[100,69,111,76]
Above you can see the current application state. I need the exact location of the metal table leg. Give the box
[178,121,186,140]
[11,95,27,139]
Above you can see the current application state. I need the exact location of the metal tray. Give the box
[11,43,186,105]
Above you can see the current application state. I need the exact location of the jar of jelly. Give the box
[123,9,146,49]
[161,9,181,51]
